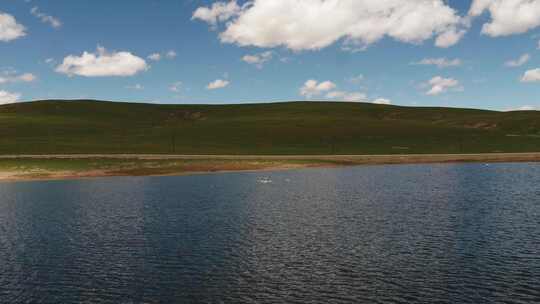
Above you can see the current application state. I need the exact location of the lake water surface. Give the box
[1,163,539,303]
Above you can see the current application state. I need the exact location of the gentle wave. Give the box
[1,163,539,303]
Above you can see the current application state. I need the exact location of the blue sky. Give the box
[0,0,539,110]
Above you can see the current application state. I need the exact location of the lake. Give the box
[1,163,539,303]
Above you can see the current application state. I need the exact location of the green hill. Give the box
[1,100,539,155]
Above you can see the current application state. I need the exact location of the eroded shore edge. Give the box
[1,153,539,182]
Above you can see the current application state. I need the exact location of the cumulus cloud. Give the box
[194,0,465,51]
[373,98,392,105]
[505,53,530,67]
[0,12,26,42]
[192,1,241,27]
[424,76,462,95]
[435,28,467,48]
[521,68,540,82]
[166,50,177,59]
[242,51,272,68]
[18,73,36,82]
[148,50,176,62]
[301,79,390,104]
[326,90,392,104]
[0,71,37,84]
[30,7,62,29]
[0,90,21,105]
[148,53,161,61]
[169,81,183,92]
[326,90,366,102]
[300,80,336,98]
[347,74,364,84]
[469,0,540,36]
[413,57,462,68]
[56,46,148,77]
[207,79,230,90]
[515,105,537,111]
[126,84,144,90]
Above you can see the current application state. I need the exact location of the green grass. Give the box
[1,99,539,155]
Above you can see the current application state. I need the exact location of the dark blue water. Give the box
[1,163,539,303]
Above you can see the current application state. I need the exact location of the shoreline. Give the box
[1,153,539,182]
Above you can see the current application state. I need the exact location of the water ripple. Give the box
[0,163,539,303]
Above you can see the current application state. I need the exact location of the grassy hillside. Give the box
[1,100,539,155]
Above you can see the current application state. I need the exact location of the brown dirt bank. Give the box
[0,153,539,182]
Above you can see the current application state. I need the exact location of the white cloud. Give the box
[207,79,230,90]
[326,90,391,104]
[56,46,148,77]
[373,98,392,105]
[126,84,144,90]
[194,0,465,51]
[469,0,540,36]
[30,6,61,29]
[435,28,466,48]
[148,50,176,61]
[169,81,183,92]
[302,78,390,104]
[0,90,21,105]
[347,74,364,84]
[425,76,461,95]
[166,50,177,59]
[279,57,292,63]
[148,53,161,61]
[0,71,37,84]
[345,93,369,102]
[0,12,26,42]
[326,90,367,102]
[18,73,36,82]
[414,57,462,68]
[521,68,540,82]
[325,91,346,99]
[538,39,540,49]
[515,105,537,111]
[300,80,336,98]
[192,1,241,27]
[504,105,538,111]
[505,53,530,67]
[242,51,273,68]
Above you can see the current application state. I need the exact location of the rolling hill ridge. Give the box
[1,100,539,155]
